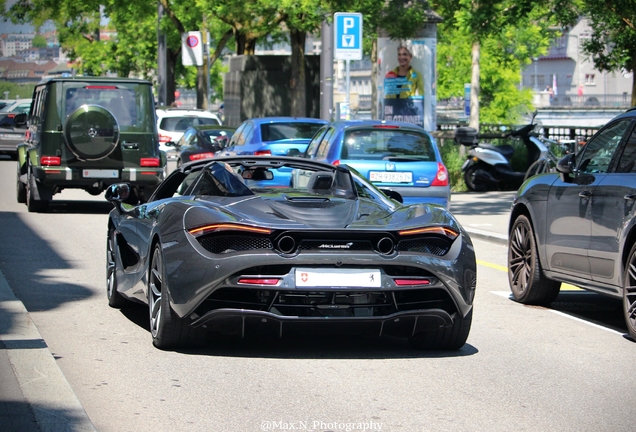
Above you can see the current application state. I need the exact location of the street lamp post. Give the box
[533,57,539,91]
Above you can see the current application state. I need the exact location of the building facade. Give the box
[521,18,632,107]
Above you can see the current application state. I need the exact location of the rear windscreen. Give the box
[63,83,154,132]
[160,117,220,132]
[341,129,436,161]
[260,123,324,142]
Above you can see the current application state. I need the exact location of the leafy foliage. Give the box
[0,82,35,100]
[579,1,636,105]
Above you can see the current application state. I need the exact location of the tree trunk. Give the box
[166,49,178,106]
[196,64,208,109]
[290,28,306,117]
[244,38,257,55]
[371,38,378,119]
[469,40,480,130]
[235,32,246,55]
[631,55,636,107]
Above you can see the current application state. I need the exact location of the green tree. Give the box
[433,0,579,128]
[31,34,47,48]
[580,1,636,106]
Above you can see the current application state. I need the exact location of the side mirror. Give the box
[105,183,131,212]
[286,148,301,157]
[380,188,403,204]
[556,153,575,183]
[13,113,27,127]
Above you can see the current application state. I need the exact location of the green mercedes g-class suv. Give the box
[17,76,166,212]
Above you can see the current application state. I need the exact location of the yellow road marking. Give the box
[476,259,583,291]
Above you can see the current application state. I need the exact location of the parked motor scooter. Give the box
[454,111,549,191]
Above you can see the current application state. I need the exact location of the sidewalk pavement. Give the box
[0,190,515,431]
[0,270,96,431]
[450,190,515,245]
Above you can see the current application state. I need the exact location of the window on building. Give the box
[585,74,595,84]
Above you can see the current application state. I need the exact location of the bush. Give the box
[439,141,467,192]
[0,82,35,100]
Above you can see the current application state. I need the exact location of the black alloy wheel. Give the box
[409,309,473,350]
[622,242,636,340]
[148,243,204,350]
[106,228,127,308]
[508,214,560,305]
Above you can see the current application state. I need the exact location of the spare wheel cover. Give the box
[64,104,120,160]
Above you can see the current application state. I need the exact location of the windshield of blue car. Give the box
[260,122,324,142]
[341,129,436,161]
[161,117,220,132]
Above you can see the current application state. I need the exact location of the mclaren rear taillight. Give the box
[431,162,449,186]
[254,150,272,156]
[393,279,431,286]
[188,223,273,237]
[238,278,280,285]
[399,226,459,240]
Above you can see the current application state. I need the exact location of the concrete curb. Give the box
[0,270,96,432]
[464,227,509,246]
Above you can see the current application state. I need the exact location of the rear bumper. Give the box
[32,166,164,189]
[381,185,451,208]
[191,308,459,338]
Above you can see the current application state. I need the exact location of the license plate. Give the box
[0,133,22,139]
[296,268,381,288]
[83,169,119,179]
[369,171,412,183]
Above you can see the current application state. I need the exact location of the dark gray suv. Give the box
[17,76,166,212]
[508,107,636,340]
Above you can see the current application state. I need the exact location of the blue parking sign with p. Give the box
[334,12,363,60]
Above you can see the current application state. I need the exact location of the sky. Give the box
[1,0,55,34]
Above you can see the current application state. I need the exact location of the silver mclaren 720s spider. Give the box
[105,156,476,350]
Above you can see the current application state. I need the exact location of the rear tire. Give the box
[410,309,472,350]
[106,228,128,308]
[622,242,636,341]
[508,214,561,304]
[26,172,48,213]
[16,163,26,204]
[464,166,488,192]
[148,243,205,350]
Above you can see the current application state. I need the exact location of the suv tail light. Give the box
[158,134,172,143]
[332,160,341,166]
[41,156,61,166]
[140,157,160,167]
[431,163,449,186]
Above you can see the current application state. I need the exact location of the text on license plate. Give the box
[369,171,412,183]
[295,268,381,288]
[83,169,119,179]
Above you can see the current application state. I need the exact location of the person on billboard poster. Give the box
[384,45,424,99]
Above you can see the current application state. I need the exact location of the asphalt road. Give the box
[0,157,635,432]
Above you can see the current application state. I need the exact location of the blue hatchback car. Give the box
[219,116,328,157]
[300,120,450,208]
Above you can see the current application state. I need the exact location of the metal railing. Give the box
[434,122,601,147]
[438,94,632,109]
